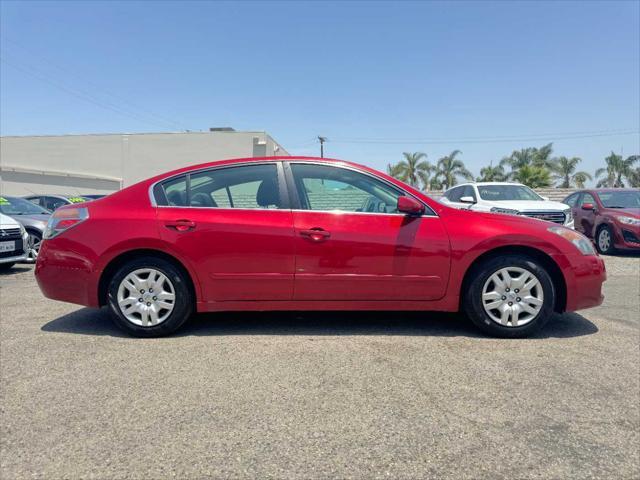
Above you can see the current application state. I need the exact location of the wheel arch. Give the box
[98,249,197,308]
[459,245,567,313]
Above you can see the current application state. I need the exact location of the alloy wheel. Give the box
[26,233,41,262]
[481,267,544,327]
[598,228,611,253]
[116,268,176,326]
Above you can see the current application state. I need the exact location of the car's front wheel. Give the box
[26,231,42,262]
[464,254,555,338]
[596,225,615,255]
[107,257,194,337]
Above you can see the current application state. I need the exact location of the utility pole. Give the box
[317,136,327,158]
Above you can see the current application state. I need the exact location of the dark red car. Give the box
[35,157,606,338]
[563,189,640,254]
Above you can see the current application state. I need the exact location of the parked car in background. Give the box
[35,157,605,339]
[441,182,574,228]
[563,189,640,254]
[0,212,28,270]
[24,194,92,212]
[0,196,51,261]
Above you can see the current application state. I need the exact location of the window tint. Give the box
[190,164,281,209]
[564,193,579,207]
[44,197,68,211]
[290,164,402,213]
[462,185,476,201]
[446,187,463,202]
[157,164,282,209]
[162,176,188,206]
[581,193,596,206]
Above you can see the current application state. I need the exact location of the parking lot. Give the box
[1,255,638,479]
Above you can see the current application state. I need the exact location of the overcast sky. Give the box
[1,1,639,178]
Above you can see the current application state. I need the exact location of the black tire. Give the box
[464,254,556,338]
[595,224,616,255]
[107,256,193,337]
[0,262,15,270]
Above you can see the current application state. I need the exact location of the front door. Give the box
[286,162,450,301]
[156,162,295,302]
[576,192,597,237]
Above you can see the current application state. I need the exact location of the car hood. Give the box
[605,207,640,218]
[0,212,21,229]
[480,200,569,211]
[11,214,50,228]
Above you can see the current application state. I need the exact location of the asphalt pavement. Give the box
[1,255,638,479]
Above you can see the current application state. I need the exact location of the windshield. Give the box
[477,185,542,201]
[0,196,51,215]
[597,191,640,208]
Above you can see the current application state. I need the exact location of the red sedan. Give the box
[35,157,606,338]
[563,189,640,254]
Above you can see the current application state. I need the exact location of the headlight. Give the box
[616,215,640,226]
[548,226,596,255]
[564,209,573,223]
[490,207,520,215]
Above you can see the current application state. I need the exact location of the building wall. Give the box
[0,131,288,196]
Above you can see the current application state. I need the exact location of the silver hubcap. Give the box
[598,229,610,251]
[117,268,176,327]
[26,233,41,261]
[482,267,544,327]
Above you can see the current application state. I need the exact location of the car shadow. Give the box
[0,266,32,276]
[41,308,598,340]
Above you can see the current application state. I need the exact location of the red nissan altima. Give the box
[35,157,606,338]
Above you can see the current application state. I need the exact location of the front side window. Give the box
[445,187,463,202]
[290,163,402,213]
[462,185,477,201]
[45,197,69,211]
[564,193,579,207]
[157,164,282,209]
[581,193,596,206]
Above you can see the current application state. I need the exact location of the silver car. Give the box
[0,196,50,262]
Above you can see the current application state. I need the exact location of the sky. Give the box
[1,0,639,180]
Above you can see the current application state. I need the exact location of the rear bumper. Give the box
[556,253,606,312]
[34,240,99,307]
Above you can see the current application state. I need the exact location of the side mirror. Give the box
[541,196,550,201]
[397,196,425,215]
[460,196,475,204]
[581,203,595,211]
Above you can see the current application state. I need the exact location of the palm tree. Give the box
[434,150,473,190]
[395,152,433,190]
[532,143,555,169]
[386,163,404,179]
[551,156,592,188]
[477,162,506,182]
[628,166,640,188]
[511,165,552,188]
[595,153,640,187]
[500,144,555,180]
[573,172,591,189]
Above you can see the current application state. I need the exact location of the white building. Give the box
[0,129,288,196]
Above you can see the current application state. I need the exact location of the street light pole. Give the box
[317,136,327,158]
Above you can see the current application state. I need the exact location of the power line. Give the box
[329,129,639,145]
[0,36,188,130]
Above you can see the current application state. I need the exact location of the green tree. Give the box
[551,156,592,188]
[477,162,506,182]
[511,165,552,188]
[386,163,404,179]
[500,143,555,181]
[434,150,473,189]
[595,153,640,187]
[394,152,434,190]
[628,167,640,188]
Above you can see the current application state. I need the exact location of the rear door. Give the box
[286,162,450,301]
[155,162,295,302]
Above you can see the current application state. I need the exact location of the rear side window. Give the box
[155,164,282,209]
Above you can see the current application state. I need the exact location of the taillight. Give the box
[44,207,89,239]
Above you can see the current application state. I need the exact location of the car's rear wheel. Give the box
[464,254,555,338]
[107,257,193,337]
[596,225,615,255]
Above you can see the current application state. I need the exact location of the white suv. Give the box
[0,212,28,270]
[440,182,574,229]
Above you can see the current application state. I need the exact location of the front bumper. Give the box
[0,253,28,264]
[613,223,640,251]
[555,253,606,312]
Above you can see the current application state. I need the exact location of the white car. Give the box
[0,212,28,269]
[440,182,574,228]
